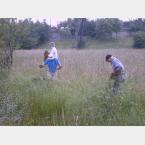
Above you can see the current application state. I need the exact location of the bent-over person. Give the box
[105,54,127,95]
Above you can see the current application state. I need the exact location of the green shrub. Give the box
[133,31,145,48]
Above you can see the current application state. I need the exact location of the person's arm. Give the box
[39,64,44,68]
[57,65,63,70]
[56,58,63,70]
[39,59,48,68]
[109,67,122,79]
[111,66,122,76]
[43,59,49,65]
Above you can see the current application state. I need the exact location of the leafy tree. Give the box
[128,19,145,33]
[133,31,145,48]
[110,18,121,39]
[0,18,17,68]
[15,19,51,49]
[59,26,71,39]
[0,18,17,47]
[95,19,113,40]
[95,18,121,40]
[82,20,96,37]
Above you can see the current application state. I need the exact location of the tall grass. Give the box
[0,48,145,125]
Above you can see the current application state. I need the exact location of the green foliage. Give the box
[0,18,17,47]
[95,18,121,40]
[0,18,51,50]
[58,18,121,40]
[128,18,145,33]
[0,19,15,72]
[15,19,51,49]
[133,31,145,48]
[83,20,96,37]
[58,18,97,38]
[96,19,112,39]
[1,67,145,125]
[59,27,71,39]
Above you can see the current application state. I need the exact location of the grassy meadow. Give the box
[39,37,133,50]
[0,45,145,126]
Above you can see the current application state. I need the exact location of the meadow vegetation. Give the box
[0,48,145,125]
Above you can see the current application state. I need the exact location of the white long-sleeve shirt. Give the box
[48,47,58,59]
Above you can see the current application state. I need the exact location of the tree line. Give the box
[58,18,145,48]
[58,18,145,40]
[1,17,145,72]
[0,18,51,49]
[1,18,145,49]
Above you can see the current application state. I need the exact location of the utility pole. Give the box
[77,18,86,48]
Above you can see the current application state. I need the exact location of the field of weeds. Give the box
[0,48,145,125]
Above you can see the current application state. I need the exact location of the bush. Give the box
[133,31,145,48]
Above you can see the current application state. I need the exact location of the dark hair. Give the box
[44,50,48,55]
[105,54,112,61]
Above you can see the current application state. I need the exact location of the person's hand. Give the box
[58,65,63,70]
[39,65,44,68]
[110,73,115,79]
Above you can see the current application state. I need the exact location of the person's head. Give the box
[44,50,49,59]
[105,54,112,62]
[49,42,55,48]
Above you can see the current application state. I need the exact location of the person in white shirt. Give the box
[48,42,58,59]
[47,42,62,79]
[39,50,62,80]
